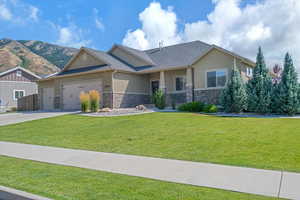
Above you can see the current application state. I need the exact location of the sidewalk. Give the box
[0,141,299,200]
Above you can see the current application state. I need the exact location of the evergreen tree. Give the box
[220,66,247,113]
[247,47,272,113]
[276,53,299,115]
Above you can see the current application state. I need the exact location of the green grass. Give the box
[0,113,299,172]
[0,156,278,200]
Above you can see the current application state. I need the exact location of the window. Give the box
[246,67,253,77]
[16,70,22,77]
[175,77,185,91]
[13,90,25,100]
[206,70,227,88]
[151,80,159,94]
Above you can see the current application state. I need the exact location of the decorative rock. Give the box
[99,107,112,112]
[136,105,147,111]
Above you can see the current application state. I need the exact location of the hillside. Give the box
[0,38,78,77]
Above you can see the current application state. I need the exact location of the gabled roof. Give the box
[109,44,155,65]
[0,66,41,79]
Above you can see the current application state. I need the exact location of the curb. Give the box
[0,186,52,200]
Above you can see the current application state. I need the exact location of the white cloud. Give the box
[122,0,300,71]
[29,6,39,21]
[0,3,12,20]
[93,8,104,31]
[56,24,91,48]
[123,2,181,50]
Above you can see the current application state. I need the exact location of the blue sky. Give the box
[0,0,299,70]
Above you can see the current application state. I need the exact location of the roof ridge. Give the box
[144,40,212,52]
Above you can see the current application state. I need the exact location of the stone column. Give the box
[159,71,166,93]
[186,67,193,102]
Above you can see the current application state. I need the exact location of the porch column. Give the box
[159,71,166,93]
[186,67,193,102]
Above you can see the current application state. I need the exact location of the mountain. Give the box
[0,38,78,77]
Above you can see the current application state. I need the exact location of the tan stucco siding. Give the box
[165,69,186,93]
[193,49,250,89]
[110,48,148,67]
[67,51,106,70]
[113,72,149,94]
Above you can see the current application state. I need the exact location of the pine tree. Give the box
[220,66,247,113]
[247,47,272,113]
[276,53,299,115]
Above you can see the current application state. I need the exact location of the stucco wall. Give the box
[165,69,186,93]
[110,47,148,67]
[113,72,149,94]
[67,51,105,70]
[193,49,252,89]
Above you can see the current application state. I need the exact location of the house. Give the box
[0,66,40,112]
[37,41,255,110]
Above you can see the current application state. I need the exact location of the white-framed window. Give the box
[246,67,253,77]
[13,90,25,101]
[206,69,227,88]
[16,70,22,77]
[175,76,186,91]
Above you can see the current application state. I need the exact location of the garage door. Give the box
[42,87,54,110]
[62,80,102,110]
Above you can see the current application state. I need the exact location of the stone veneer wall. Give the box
[166,92,186,105]
[113,93,150,108]
[194,89,222,105]
[103,92,113,108]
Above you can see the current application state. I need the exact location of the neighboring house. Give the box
[37,41,255,110]
[0,66,40,112]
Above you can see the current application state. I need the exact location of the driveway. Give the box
[0,111,74,126]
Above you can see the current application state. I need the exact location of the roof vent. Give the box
[159,40,164,51]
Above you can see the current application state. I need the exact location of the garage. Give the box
[42,87,54,110]
[62,79,102,110]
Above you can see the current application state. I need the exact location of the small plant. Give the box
[152,89,166,109]
[177,101,204,112]
[79,92,90,112]
[203,104,218,113]
[89,90,100,112]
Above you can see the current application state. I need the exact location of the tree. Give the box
[247,47,272,113]
[220,66,247,113]
[276,53,299,115]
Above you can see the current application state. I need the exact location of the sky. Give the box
[0,0,299,71]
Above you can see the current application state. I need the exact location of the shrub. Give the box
[89,90,100,112]
[152,89,166,109]
[203,104,218,113]
[79,92,90,112]
[178,101,204,112]
[171,99,176,110]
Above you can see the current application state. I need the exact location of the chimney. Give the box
[159,40,164,51]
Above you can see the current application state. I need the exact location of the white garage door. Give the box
[42,87,54,110]
[62,80,102,110]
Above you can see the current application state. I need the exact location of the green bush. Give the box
[178,101,205,112]
[152,89,166,109]
[203,104,218,113]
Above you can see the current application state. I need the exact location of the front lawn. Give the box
[0,112,299,172]
[0,156,279,200]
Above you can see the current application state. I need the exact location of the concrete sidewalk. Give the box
[0,141,299,200]
[0,111,74,126]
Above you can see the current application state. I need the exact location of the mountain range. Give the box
[0,38,79,77]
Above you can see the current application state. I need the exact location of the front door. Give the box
[151,80,159,94]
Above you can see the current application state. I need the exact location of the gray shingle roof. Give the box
[144,41,212,68]
[115,45,155,65]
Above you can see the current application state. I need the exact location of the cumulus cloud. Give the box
[93,8,104,31]
[29,5,39,21]
[122,0,300,71]
[56,24,91,48]
[123,2,181,50]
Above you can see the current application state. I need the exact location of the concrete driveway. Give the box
[0,111,74,126]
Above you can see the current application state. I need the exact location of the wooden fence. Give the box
[17,94,39,111]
